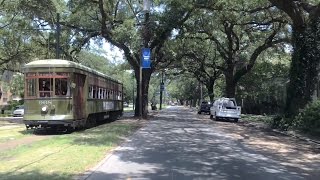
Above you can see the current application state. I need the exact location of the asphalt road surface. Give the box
[83,106,320,180]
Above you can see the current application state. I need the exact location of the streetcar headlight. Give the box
[41,106,48,112]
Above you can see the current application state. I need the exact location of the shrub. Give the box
[6,100,23,111]
[293,100,320,135]
[271,115,291,131]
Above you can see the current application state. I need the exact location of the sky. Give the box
[101,41,125,64]
[90,39,125,64]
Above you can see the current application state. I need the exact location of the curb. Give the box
[75,146,120,180]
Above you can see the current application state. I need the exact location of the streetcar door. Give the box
[73,73,86,120]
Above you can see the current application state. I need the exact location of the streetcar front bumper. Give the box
[24,119,74,129]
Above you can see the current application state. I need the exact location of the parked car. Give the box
[198,101,212,114]
[123,102,129,107]
[13,105,24,117]
[210,98,241,122]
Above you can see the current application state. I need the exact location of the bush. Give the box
[293,100,320,135]
[6,100,23,111]
[271,115,291,131]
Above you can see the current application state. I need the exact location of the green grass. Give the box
[0,110,13,117]
[123,107,134,112]
[0,121,141,180]
[0,114,10,117]
[241,114,274,124]
[0,124,32,143]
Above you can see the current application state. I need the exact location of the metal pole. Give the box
[133,73,135,111]
[139,66,142,117]
[200,82,203,105]
[160,72,163,110]
[55,13,61,59]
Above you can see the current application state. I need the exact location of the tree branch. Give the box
[268,0,305,28]
[233,25,288,83]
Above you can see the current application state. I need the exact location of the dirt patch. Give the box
[117,114,150,126]
[196,114,320,173]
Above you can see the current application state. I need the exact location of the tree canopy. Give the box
[0,0,319,125]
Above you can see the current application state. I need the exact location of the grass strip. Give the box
[0,125,32,143]
[0,121,141,180]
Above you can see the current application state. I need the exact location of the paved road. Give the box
[83,106,320,180]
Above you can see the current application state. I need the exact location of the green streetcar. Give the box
[22,59,123,131]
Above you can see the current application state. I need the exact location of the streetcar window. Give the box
[39,78,52,97]
[100,88,103,99]
[110,90,113,100]
[55,78,68,96]
[100,88,104,99]
[26,79,36,97]
[98,88,102,99]
[92,86,97,99]
[89,86,93,98]
[103,89,107,99]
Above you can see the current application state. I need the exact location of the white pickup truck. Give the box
[210,98,241,122]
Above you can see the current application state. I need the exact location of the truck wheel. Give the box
[234,118,239,123]
[210,114,213,119]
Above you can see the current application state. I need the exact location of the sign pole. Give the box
[55,13,60,59]
[160,71,164,110]
[139,64,142,118]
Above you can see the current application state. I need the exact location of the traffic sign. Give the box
[141,48,151,68]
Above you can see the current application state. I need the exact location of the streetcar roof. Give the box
[23,59,121,83]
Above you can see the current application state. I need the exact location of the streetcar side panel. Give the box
[85,73,123,120]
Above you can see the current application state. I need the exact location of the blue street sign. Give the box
[141,48,151,68]
[160,82,164,91]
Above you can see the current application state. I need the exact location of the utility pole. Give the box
[55,13,61,59]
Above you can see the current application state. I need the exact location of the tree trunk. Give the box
[225,67,236,98]
[206,78,215,103]
[285,16,320,117]
[134,68,152,118]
